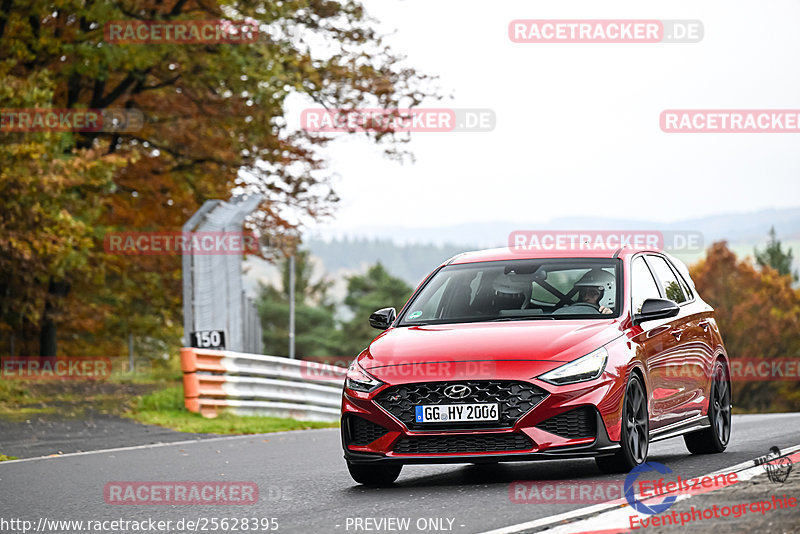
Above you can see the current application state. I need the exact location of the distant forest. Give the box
[306,230,800,288]
[306,237,473,285]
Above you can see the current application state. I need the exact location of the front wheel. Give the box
[684,361,731,454]
[346,461,402,486]
[596,374,649,474]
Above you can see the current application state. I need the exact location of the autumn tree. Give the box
[0,67,127,356]
[691,242,800,411]
[0,1,436,356]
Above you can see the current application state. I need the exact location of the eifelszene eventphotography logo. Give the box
[624,461,739,515]
[625,462,677,515]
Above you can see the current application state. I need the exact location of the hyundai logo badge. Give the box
[443,384,472,399]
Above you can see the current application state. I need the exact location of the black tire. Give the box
[346,461,402,486]
[684,361,731,454]
[596,374,649,474]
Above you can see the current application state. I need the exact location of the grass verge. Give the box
[124,386,339,434]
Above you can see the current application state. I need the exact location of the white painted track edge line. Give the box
[0,426,339,465]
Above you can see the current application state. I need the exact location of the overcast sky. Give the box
[290,0,800,236]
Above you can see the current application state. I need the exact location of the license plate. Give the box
[415,403,499,423]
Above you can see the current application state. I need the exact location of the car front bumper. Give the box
[341,375,625,465]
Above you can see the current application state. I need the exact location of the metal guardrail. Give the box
[181,348,346,421]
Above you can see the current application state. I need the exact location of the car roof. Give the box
[446,245,661,265]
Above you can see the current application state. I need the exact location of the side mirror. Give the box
[633,298,680,325]
[369,307,397,330]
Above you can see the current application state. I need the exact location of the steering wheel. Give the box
[570,302,600,312]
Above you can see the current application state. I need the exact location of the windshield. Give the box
[398,259,621,325]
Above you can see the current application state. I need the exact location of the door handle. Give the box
[698,320,710,331]
[671,329,685,340]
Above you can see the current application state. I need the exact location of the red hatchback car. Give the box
[341,246,732,485]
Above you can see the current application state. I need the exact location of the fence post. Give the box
[180,347,200,413]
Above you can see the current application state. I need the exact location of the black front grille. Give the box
[375,380,547,430]
[393,433,533,454]
[535,407,596,439]
[346,416,390,446]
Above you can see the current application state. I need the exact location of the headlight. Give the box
[538,347,608,385]
[345,361,384,393]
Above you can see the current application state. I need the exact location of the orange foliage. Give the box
[691,242,800,411]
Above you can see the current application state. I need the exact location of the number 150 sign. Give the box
[190,330,226,349]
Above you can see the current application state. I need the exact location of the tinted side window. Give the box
[631,257,661,314]
[647,255,687,304]
[666,254,695,300]
[675,270,694,300]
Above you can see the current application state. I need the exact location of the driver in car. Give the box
[558,268,615,315]
[578,286,613,314]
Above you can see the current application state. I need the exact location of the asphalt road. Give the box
[1,413,799,534]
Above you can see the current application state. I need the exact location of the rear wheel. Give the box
[596,374,649,474]
[346,461,402,486]
[684,361,731,454]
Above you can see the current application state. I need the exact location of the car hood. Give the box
[360,319,622,375]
